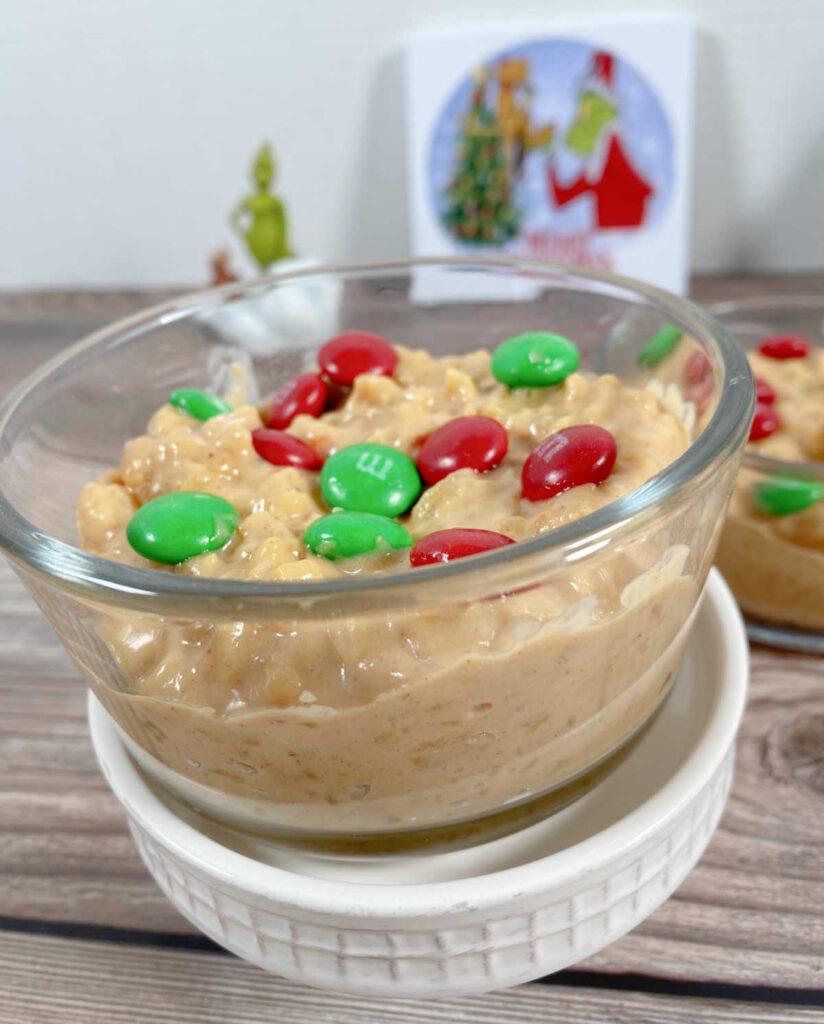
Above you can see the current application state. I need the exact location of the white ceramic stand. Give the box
[89,569,748,999]
[197,258,342,359]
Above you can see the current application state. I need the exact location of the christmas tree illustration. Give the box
[442,71,519,246]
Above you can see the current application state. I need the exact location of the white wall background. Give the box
[2,0,824,287]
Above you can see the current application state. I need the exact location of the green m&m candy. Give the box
[321,443,422,517]
[170,387,232,421]
[304,512,412,561]
[752,476,824,517]
[491,332,580,388]
[638,324,683,369]
[126,491,240,564]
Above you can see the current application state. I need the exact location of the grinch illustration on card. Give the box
[407,26,693,293]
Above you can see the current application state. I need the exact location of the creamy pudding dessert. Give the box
[715,334,824,631]
[76,329,703,833]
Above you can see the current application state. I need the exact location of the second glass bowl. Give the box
[711,296,824,653]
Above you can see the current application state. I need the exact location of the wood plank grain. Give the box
[0,288,180,324]
[589,647,824,988]
[1,279,824,996]
[3,500,824,986]
[0,566,185,932]
[0,931,820,1024]
[691,272,824,305]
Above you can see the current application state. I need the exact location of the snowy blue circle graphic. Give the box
[428,39,675,256]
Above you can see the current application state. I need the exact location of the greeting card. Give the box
[406,22,694,294]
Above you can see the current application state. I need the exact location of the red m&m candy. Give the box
[267,373,328,429]
[683,349,711,385]
[417,416,508,485]
[749,404,781,441]
[754,377,776,405]
[409,528,515,566]
[318,331,397,386]
[682,349,715,415]
[522,425,617,502]
[758,335,811,360]
[252,428,323,470]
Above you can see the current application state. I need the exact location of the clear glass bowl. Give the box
[0,259,752,850]
[710,296,824,653]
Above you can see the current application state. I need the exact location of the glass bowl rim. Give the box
[0,256,753,607]
[708,294,824,479]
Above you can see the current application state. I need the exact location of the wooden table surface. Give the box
[1,276,823,1022]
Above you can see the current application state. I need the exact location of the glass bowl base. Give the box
[746,616,824,655]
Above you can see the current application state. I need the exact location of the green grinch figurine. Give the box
[231,143,292,270]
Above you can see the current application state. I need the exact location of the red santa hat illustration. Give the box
[581,51,616,101]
